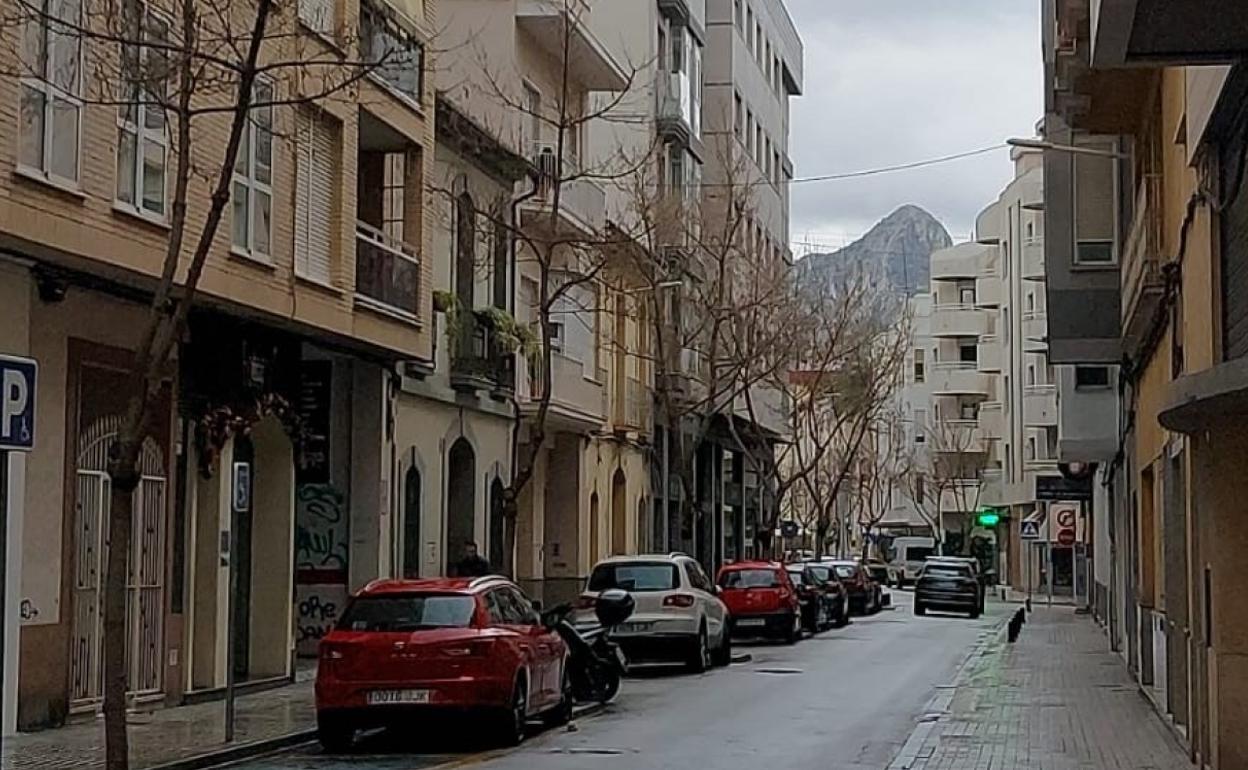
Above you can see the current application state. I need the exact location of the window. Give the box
[913,349,925,382]
[914,409,927,443]
[360,3,425,104]
[1027,363,1036,385]
[588,562,678,592]
[685,560,714,593]
[339,594,476,631]
[1074,142,1117,265]
[959,285,976,305]
[20,0,83,183]
[298,0,335,35]
[734,0,743,29]
[1026,436,1037,461]
[960,345,977,364]
[719,569,782,588]
[745,111,755,157]
[915,473,925,504]
[774,56,782,95]
[755,23,763,64]
[1076,241,1115,264]
[116,2,170,217]
[232,80,274,258]
[773,149,781,186]
[755,124,763,167]
[294,108,339,284]
[522,83,541,151]
[1075,366,1111,389]
[734,91,744,141]
[960,401,978,420]
[746,5,754,53]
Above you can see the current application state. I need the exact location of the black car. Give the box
[785,565,842,632]
[914,560,981,618]
[798,563,849,627]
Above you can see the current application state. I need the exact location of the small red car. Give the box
[715,561,803,643]
[315,576,569,750]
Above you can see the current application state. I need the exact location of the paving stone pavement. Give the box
[1,680,315,770]
[890,606,1193,770]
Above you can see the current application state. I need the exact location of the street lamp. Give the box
[621,279,682,295]
[1006,137,1129,159]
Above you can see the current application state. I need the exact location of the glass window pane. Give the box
[235,127,249,174]
[254,189,271,255]
[20,85,46,169]
[141,139,165,214]
[50,30,80,93]
[143,93,165,131]
[117,126,137,203]
[232,182,249,247]
[22,18,47,78]
[255,127,272,185]
[50,98,79,179]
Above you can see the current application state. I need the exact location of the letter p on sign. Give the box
[0,355,37,451]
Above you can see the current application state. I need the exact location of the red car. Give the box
[315,576,569,750]
[715,561,803,643]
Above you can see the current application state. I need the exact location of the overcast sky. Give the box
[784,0,1042,255]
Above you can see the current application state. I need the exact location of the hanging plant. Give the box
[480,306,540,367]
[191,392,305,479]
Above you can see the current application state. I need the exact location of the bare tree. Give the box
[901,415,986,554]
[851,407,909,560]
[0,0,407,765]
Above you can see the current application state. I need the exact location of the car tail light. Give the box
[574,595,597,610]
[442,640,493,658]
[320,644,345,662]
[663,594,696,608]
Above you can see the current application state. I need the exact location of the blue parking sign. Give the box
[0,355,37,451]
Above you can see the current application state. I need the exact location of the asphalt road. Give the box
[232,591,1005,770]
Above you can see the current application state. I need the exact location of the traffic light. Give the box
[976,509,1001,528]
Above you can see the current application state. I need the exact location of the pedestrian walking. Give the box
[452,540,492,577]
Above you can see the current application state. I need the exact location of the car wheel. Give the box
[969,607,981,619]
[711,627,732,667]
[687,625,710,673]
[543,666,574,728]
[497,677,528,746]
[317,714,354,753]
[914,602,926,616]
[835,607,849,628]
[785,612,801,645]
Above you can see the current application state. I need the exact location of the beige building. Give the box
[0,0,434,728]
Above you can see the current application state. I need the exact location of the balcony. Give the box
[975,271,1002,307]
[1020,171,1044,211]
[657,71,699,147]
[1022,237,1045,280]
[657,0,706,29]
[931,304,991,338]
[977,336,1001,373]
[516,0,628,91]
[522,351,607,429]
[1122,174,1166,354]
[979,468,1004,507]
[931,243,993,280]
[450,311,516,395]
[521,147,608,236]
[930,362,992,397]
[1023,384,1058,427]
[613,376,651,433]
[978,401,1004,440]
[355,222,421,321]
[1089,0,1248,66]
[1022,310,1049,351]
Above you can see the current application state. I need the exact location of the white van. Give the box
[887,537,937,587]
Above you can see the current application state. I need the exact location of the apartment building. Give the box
[1040,1,1248,767]
[0,0,434,727]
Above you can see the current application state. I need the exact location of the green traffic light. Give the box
[976,510,1001,528]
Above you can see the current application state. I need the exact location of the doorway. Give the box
[489,477,505,572]
[611,469,627,556]
[589,492,600,565]
[232,436,255,679]
[446,439,476,571]
[403,463,421,578]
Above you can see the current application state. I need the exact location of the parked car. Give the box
[887,537,937,587]
[790,562,849,628]
[315,576,569,751]
[716,561,803,642]
[821,559,881,615]
[862,560,892,607]
[914,559,981,618]
[924,556,986,613]
[577,554,730,672]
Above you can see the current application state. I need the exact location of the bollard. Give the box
[1007,607,1026,643]
[1025,597,1032,614]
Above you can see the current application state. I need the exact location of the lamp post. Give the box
[1006,137,1129,159]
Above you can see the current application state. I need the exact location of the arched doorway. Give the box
[403,464,422,578]
[611,469,627,556]
[489,477,506,572]
[588,492,600,565]
[446,439,476,572]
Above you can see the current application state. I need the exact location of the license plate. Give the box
[737,618,766,628]
[366,689,431,706]
[618,622,653,633]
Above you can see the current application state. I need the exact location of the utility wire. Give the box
[788,144,1005,185]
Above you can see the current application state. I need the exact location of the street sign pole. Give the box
[0,449,8,761]
[1046,504,1053,608]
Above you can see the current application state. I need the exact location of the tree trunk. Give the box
[102,456,139,770]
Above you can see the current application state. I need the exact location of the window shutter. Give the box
[294,108,335,285]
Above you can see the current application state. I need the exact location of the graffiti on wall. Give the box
[295,483,348,657]
[295,484,349,571]
[295,583,347,655]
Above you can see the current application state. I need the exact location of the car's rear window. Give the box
[923,564,973,578]
[906,547,935,562]
[785,569,808,585]
[588,562,679,592]
[338,594,476,632]
[805,565,836,583]
[833,565,856,579]
[720,569,783,588]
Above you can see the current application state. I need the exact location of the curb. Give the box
[886,614,1010,770]
[145,729,318,770]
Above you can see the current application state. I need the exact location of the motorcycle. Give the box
[543,588,634,704]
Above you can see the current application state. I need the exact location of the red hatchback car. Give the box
[315,576,569,750]
[715,561,803,643]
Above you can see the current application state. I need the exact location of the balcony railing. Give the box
[355,221,420,318]
[450,311,515,394]
[525,351,607,422]
[1122,173,1165,348]
[1022,236,1045,280]
[528,144,607,235]
[930,304,990,338]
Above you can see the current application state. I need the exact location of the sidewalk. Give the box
[890,606,1192,770]
[1,680,315,770]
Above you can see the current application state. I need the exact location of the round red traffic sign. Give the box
[1057,528,1076,546]
[1054,506,1077,529]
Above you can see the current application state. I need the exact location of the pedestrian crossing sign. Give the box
[1020,520,1042,540]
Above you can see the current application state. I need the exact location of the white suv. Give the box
[575,553,730,672]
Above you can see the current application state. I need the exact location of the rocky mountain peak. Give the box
[797,205,952,296]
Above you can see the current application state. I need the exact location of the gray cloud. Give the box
[784,0,1042,254]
